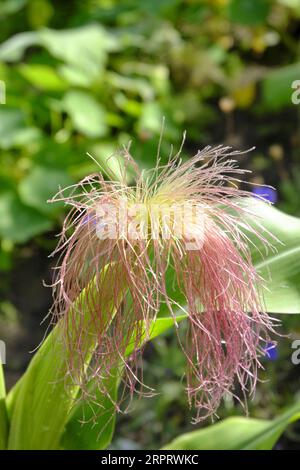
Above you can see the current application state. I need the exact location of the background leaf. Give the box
[163,401,300,450]
[18,166,72,215]
[228,0,270,25]
[0,192,52,243]
[0,107,40,149]
[63,91,108,138]
[18,64,68,91]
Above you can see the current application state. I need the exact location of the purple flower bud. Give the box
[264,342,278,361]
[252,186,277,204]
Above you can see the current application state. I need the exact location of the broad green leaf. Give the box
[228,0,270,25]
[0,24,119,84]
[243,200,300,313]
[18,166,72,215]
[18,64,68,91]
[39,25,118,86]
[0,363,8,450]
[31,138,82,170]
[0,31,38,62]
[0,108,25,140]
[0,107,40,149]
[63,91,108,138]
[256,245,300,313]
[243,402,300,449]
[0,0,27,18]
[0,192,52,243]
[58,65,93,87]
[164,417,270,450]
[138,102,164,134]
[7,329,78,449]
[107,72,154,100]
[60,369,121,451]
[163,401,300,450]
[7,265,127,449]
[60,314,186,450]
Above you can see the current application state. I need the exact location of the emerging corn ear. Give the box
[49,144,277,421]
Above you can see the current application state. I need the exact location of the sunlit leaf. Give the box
[0,107,40,149]
[63,91,108,138]
[163,401,300,450]
[18,64,68,91]
[0,31,38,62]
[242,200,300,313]
[0,192,52,243]
[19,166,72,215]
[39,25,119,85]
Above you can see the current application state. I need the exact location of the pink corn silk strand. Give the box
[49,145,278,421]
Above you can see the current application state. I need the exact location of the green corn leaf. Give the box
[7,265,127,450]
[163,401,300,450]
[242,200,300,313]
[60,369,121,450]
[0,363,8,450]
[60,314,186,450]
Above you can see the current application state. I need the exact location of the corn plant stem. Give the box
[7,264,127,450]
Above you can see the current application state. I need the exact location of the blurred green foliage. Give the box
[1,0,300,250]
[0,0,300,450]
